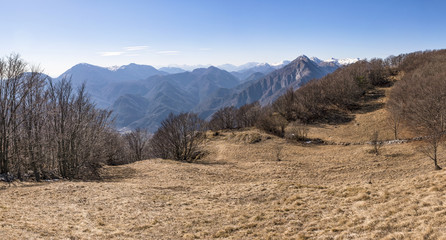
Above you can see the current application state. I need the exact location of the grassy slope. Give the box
[1,86,446,239]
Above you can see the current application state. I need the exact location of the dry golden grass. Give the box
[306,87,413,143]
[2,86,446,239]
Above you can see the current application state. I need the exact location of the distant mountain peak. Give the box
[74,63,98,68]
[108,65,120,71]
[310,57,323,64]
[310,56,359,66]
[335,58,361,65]
[158,67,186,74]
[271,60,291,67]
[207,66,220,70]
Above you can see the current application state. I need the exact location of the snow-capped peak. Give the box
[336,58,360,65]
[107,65,120,71]
[310,57,360,66]
[271,60,291,67]
[309,57,324,64]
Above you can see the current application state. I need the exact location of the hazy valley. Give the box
[55,56,348,131]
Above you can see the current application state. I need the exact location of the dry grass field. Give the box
[2,87,446,239]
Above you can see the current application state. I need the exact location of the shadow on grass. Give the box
[0,181,50,190]
[193,159,230,166]
[354,102,385,114]
[385,152,414,158]
[317,110,355,125]
[100,165,137,182]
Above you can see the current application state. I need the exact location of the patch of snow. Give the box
[107,65,120,71]
[337,58,360,65]
[271,60,291,67]
[322,58,360,65]
[310,57,324,64]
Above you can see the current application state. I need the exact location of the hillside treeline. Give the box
[147,57,395,162]
[143,49,446,170]
[271,58,392,125]
[388,49,446,169]
[0,54,142,180]
[3,50,445,180]
[207,50,446,144]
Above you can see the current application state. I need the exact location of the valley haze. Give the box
[2,1,446,239]
[55,56,357,132]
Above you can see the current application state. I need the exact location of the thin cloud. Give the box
[100,51,124,56]
[124,46,149,51]
[199,48,211,51]
[157,50,180,55]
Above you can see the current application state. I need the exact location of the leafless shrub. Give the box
[285,122,309,142]
[209,106,237,130]
[256,108,287,137]
[273,88,298,122]
[209,102,261,131]
[236,102,261,128]
[150,113,206,162]
[104,131,129,166]
[370,131,383,155]
[124,128,150,162]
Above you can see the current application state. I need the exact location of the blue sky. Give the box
[1,0,445,77]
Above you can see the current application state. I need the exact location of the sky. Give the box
[1,0,445,77]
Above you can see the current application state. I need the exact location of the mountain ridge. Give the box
[54,55,348,131]
[194,55,339,120]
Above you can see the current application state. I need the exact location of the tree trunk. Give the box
[434,159,442,170]
[434,149,442,170]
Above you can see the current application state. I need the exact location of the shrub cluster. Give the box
[208,102,261,130]
[149,113,206,162]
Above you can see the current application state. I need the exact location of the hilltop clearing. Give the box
[2,103,446,239]
[3,55,446,238]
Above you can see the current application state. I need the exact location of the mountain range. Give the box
[55,56,358,132]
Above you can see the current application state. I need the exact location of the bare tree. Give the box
[20,69,48,181]
[47,77,74,178]
[124,128,150,162]
[389,59,446,170]
[0,54,28,175]
[103,131,129,165]
[256,107,287,137]
[209,106,237,130]
[47,78,114,178]
[235,102,261,128]
[273,88,298,122]
[370,131,383,155]
[386,99,402,140]
[209,102,261,131]
[0,53,127,180]
[417,135,443,170]
[150,113,205,162]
